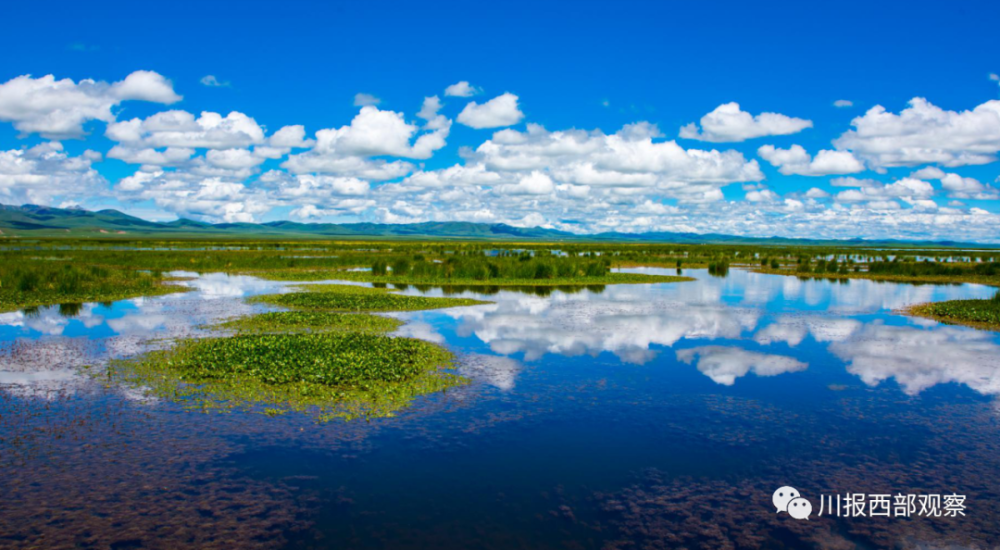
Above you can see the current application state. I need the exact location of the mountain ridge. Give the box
[0,203,994,247]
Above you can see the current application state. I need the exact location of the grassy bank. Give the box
[906,293,1000,332]
[246,269,693,286]
[751,267,1000,287]
[249,283,490,312]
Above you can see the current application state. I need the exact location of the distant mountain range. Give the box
[0,203,993,247]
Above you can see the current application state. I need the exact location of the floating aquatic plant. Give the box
[212,310,402,334]
[108,333,467,422]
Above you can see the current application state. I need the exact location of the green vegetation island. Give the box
[906,292,1000,332]
[111,283,491,422]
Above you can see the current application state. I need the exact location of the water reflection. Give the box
[0,272,292,398]
[394,268,1000,398]
[3,267,1000,549]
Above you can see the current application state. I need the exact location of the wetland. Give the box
[2,240,1000,549]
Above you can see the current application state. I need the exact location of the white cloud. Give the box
[745,189,779,202]
[106,110,265,149]
[467,123,763,201]
[496,171,555,195]
[833,99,854,108]
[758,144,864,176]
[353,93,380,107]
[908,167,998,199]
[417,95,442,120]
[0,142,106,204]
[834,97,1000,167]
[205,148,267,170]
[282,106,448,178]
[0,71,180,138]
[909,166,946,180]
[268,125,314,149]
[106,145,194,166]
[200,75,230,87]
[679,102,812,142]
[457,93,524,129]
[444,81,481,97]
[832,177,934,203]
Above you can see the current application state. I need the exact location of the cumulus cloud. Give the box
[679,102,813,142]
[496,171,555,195]
[457,93,524,129]
[106,110,265,149]
[268,125,314,149]
[282,105,449,178]
[831,177,934,204]
[115,170,270,222]
[834,97,1000,167]
[0,71,180,138]
[833,99,854,108]
[466,122,762,199]
[758,144,864,176]
[0,142,106,204]
[444,81,481,97]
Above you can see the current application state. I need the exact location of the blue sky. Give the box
[2,0,1000,240]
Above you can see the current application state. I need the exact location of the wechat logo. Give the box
[773,486,812,520]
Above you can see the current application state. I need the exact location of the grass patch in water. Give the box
[249,269,692,286]
[213,310,403,334]
[108,332,465,422]
[0,263,187,313]
[249,283,490,312]
[907,292,1000,332]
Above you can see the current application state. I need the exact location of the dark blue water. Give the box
[2,269,999,549]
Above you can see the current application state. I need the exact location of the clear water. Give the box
[2,268,999,549]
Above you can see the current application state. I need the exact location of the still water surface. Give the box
[2,268,999,549]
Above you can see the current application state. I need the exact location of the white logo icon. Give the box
[773,486,811,520]
[787,496,813,520]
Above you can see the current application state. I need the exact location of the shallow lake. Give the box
[2,268,999,549]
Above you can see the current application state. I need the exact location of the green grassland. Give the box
[3,239,999,312]
[906,293,1000,332]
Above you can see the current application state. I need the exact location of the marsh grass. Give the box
[907,292,1000,332]
[212,310,402,334]
[249,283,490,312]
[248,270,693,286]
[108,333,465,421]
[0,262,187,313]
